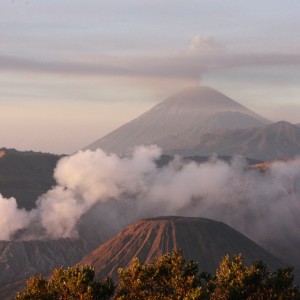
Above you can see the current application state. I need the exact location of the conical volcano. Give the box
[79,216,282,280]
[84,86,269,154]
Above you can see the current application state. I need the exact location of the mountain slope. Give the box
[154,111,268,152]
[85,86,269,154]
[80,216,283,280]
[0,239,87,291]
[178,121,300,160]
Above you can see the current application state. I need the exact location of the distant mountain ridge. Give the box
[83,87,300,160]
[85,86,270,154]
[0,148,61,210]
[174,121,300,160]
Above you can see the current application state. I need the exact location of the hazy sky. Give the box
[1,0,300,154]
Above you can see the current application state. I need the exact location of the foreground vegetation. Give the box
[17,251,300,299]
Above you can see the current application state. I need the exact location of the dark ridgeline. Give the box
[0,148,61,210]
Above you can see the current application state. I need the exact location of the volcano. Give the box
[80,216,283,280]
[85,86,269,154]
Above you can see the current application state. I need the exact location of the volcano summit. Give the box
[85,86,270,154]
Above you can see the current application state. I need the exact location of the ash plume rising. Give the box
[0,146,299,267]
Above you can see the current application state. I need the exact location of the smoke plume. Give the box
[0,146,299,260]
[0,194,32,240]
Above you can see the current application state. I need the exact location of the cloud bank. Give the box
[1,35,300,82]
[0,145,299,263]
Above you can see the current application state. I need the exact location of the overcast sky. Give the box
[1,0,300,154]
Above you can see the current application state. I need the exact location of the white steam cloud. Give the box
[37,145,162,239]
[0,145,299,266]
[0,195,32,240]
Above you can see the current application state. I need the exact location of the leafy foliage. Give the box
[116,252,300,300]
[211,254,300,300]
[16,252,300,300]
[16,265,115,300]
[116,250,210,299]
